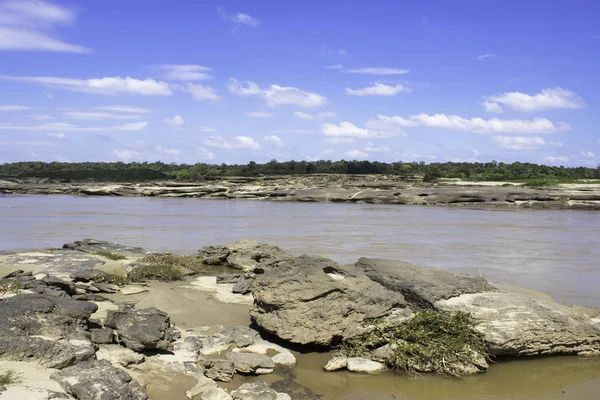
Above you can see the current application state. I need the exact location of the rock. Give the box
[120,286,149,295]
[226,352,275,374]
[198,240,292,272]
[270,380,323,400]
[91,282,119,294]
[72,293,109,302]
[324,356,348,371]
[250,255,405,345]
[186,375,219,399]
[346,357,386,374]
[203,359,236,382]
[96,344,145,367]
[436,291,600,356]
[221,326,259,348]
[70,269,106,283]
[0,336,95,369]
[355,258,496,309]
[91,328,114,344]
[51,359,148,400]
[231,382,278,400]
[371,344,394,363]
[216,275,242,284]
[232,278,253,294]
[63,238,148,258]
[236,338,296,366]
[104,306,179,352]
[41,275,77,295]
[201,387,233,400]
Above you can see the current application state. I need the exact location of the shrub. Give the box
[0,279,23,298]
[0,370,20,385]
[127,254,206,282]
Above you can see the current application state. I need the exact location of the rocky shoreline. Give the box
[1,175,600,210]
[1,238,599,399]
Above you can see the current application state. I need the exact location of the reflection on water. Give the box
[1,194,600,400]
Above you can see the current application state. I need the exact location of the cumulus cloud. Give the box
[112,149,140,161]
[95,106,150,114]
[246,112,273,118]
[371,113,570,134]
[161,65,212,81]
[544,156,568,164]
[345,67,410,76]
[477,54,496,60]
[482,101,503,113]
[197,147,216,160]
[491,136,546,151]
[0,0,91,53]
[228,78,327,108]
[0,75,172,95]
[323,137,355,144]
[345,82,412,96]
[218,7,259,27]
[293,111,336,120]
[185,83,220,101]
[364,142,390,152]
[197,126,217,133]
[114,122,148,131]
[204,136,260,150]
[155,145,181,155]
[548,141,563,148]
[264,135,284,146]
[61,111,141,120]
[163,115,185,127]
[0,121,148,132]
[345,149,369,159]
[482,88,585,113]
[0,104,31,111]
[45,132,66,139]
[581,151,595,158]
[321,122,394,139]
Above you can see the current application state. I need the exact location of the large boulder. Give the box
[250,255,406,345]
[104,306,179,352]
[51,359,148,400]
[198,239,292,272]
[355,258,496,309]
[436,290,600,356]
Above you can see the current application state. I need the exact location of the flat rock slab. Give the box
[63,238,149,258]
[231,382,278,400]
[1,250,106,280]
[120,285,149,295]
[355,257,496,309]
[226,352,275,374]
[436,291,600,356]
[250,255,405,345]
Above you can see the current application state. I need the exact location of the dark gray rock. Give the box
[72,293,110,302]
[0,336,95,369]
[198,246,230,265]
[270,379,323,400]
[2,250,106,279]
[226,352,275,374]
[42,275,77,295]
[104,306,178,352]
[216,274,242,284]
[355,258,496,309]
[91,282,119,294]
[250,255,405,345]
[51,359,148,400]
[63,238,148,258]
[70,269,106,283]
[91,328,114,344]
[203,359,236,382]
[232,278,253,294]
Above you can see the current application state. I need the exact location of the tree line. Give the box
[0,160,599,182]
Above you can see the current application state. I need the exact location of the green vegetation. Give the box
[0,279,23,298]
[0,370,20,385]
[340,311,489,377]
[127,253,206,282]
[0,160,599,182]
[97,273,130,286]
[94,251,128,261]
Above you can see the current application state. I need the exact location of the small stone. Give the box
[203,359,236,382]
[226,352,275,374]
[324,356,347,371]
[96,344,145,367]
[347,357,386,374]
[91,282,119,293]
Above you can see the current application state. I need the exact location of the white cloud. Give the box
[270,129,315,135]
[0,75,172,95]
[544,156,568,164]
[372,113,570,134]
[155,145,181,155]
[364,142,390,152]
[228,78,327,108]
[548,141,563,148]
[477,54,496,60]
[293,111,336,120]
[321,122,394,139]
[197,125,217,133]
[345,67,410,76]
[345,149,369,159]
[185,83,220,101]
[45,132,66,139]
[264,135,284,146]
[491,136,546,151]
[204,136,260,150]
[163,115,185,127]
[112,149,140,161]
[218,7,259,27]
[0,104,31,111]
[581,151,595,158]
[61,111,140,120]
[30,114,53,120]
[246,112,273,118]
[161,64,212,81]
[323,137,355,144]
[0,121,148,132]
[0,1,91,53]
[482,101,503,113]
[482,88,585,113]
[472,150,482,157]
[197,147,216,160]
[95,105,150,114]
[345,82,412,96]
[326,64,344,70]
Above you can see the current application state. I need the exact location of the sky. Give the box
[0,0,599,167]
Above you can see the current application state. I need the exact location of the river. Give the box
[1,194,600,399]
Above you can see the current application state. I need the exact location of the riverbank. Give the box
[1,239,600,399]
[1,175,600,210]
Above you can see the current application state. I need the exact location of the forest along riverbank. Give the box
[1,174,600,210]
[1,239,600,400]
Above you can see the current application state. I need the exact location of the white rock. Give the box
[96,344,145,367]
[201,387,233,400]
[186,375,218,399]
[120,285,149,295]
[234,339,297,366]
[347,357,386,374]
[324,356,348,371]
[254,367,274,375]
[276,394,292,400]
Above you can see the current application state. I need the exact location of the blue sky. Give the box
[0,0,599,166]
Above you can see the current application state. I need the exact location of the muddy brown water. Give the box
[1,194,600,399]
